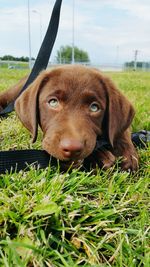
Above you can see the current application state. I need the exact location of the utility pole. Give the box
[28,0,32,69]
[71,0,75,64]
[134,50,139,71]
[32,10,42,44]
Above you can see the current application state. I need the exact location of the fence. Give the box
[0,60,29,69]
[0,60,150,72]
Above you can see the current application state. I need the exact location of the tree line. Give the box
[0,45,90,64]
[56,45,90,64]
[0,55,35,62]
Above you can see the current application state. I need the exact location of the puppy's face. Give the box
[38,67,106,162]
[15,66,134,165]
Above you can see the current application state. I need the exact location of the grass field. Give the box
[0,69,149,267]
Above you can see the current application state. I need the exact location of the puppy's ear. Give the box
[102,76,135,146]
[15,71,49,142]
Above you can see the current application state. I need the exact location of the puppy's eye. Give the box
[89,102,100,112]
[48,98,59,108]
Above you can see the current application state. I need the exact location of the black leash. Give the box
[0,150,52,174]
[0,0,62,117]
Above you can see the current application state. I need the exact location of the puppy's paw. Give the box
[121,154,139,172]
[96,150,116,170]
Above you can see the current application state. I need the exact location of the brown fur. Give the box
[0,76,27,111]
[0,65,138,171]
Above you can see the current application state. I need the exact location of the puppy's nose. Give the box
[60,139,84,159]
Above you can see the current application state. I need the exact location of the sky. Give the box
[0,0,150,65]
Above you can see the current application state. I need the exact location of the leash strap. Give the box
[0,0,62,117]
[0,131,149,174]
[0,150,51,174]
[132,130,150,148]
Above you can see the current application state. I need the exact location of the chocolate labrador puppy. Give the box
[0,65,138,171]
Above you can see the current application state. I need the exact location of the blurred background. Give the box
[0,0,150,71]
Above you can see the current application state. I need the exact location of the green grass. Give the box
[0,61,29,70]
[0,69,150,267]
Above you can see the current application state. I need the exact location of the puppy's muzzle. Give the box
[59,138,84,160]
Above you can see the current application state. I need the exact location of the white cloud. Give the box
[108,0,150,21]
